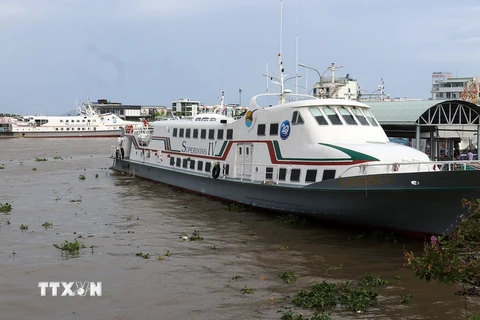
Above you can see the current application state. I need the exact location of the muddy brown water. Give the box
[0,138,478,320]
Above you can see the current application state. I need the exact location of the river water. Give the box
[0,138,478,319]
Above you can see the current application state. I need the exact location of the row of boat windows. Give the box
[54,127,118,131]
[59,119,97,123]
[169,156,231,175]
[309,106,379,126]
[172,128,234,140]
[168,155,336,183]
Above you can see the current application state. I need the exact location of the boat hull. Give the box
[112,159,480,236]
[12,130,121,138]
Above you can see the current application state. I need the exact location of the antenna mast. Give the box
[279,0,285,104]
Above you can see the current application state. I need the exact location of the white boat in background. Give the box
[5,102,139,138]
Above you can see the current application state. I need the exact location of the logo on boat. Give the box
[112,118,117,124]
[245,110,256,128]
[280,120,290,140]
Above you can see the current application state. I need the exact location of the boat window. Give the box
[82,120,85,123]
[339,107,357,125]
[224,164,230,175]
[322,170,336,180]
[246,147,249,155]
[208,129,215,139]
[182,158,188,168]
[66,120,69,123]
[189,159,195,169]
[257,124,266,136]
[290,169,301,182]
[195,118,201,121]
[266,167,273,180]
[205,162,212,172]
[309,107,328,125]
[217,129,224,140]
[239,147,242,155]
[179,128,184,138]
[270,123,279,135]
[170,157,175,165]
[55,128,58,131]
[197,161,203,171]
[193,129,198,139]
[201,129,207,139]
[176,158,181,167]
[186,128,191,138]
[324,107,343,125]
[173,128,178,137]
[291,111,304,125]
[363,109,379,126]
[279,168,287,181]
[305,169,317,182]
[226,129,233,140]
[352,108,369,125]
[60,120,63,123]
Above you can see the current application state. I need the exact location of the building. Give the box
[430,72,480,102]
[91,99,167,122]
[312,74,360,100]
[171,98,201,118]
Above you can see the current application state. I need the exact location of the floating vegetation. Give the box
[0,165,4,169]
[6,220,10,225]
[165,250,171,257]
[292,281,378,313]
[126,217,132,221]
[281,311,331,320]
[53,240,86,255]
[248,231,255,236]
[32,167,37,171]
[210,245,217,250]
[279,271,299,283]
[280,246,289,250]
[400,294,414,304]
[69,198,82,203]
[95,174,99,178]
[354,230,397,243]
[232,275,243,280]
[127,230,134,234]
[135,252,150,259]
[158,256,164,261]
[224,203,248,212]
[53,156,63,160]
[35,157,47,162]
[325,264,343,274]
[359,273,389,287]
[241,286,254,294]
[275,213,309,225]
[189,230,203,241]
[0,202,12,213]
[78,174,86,180]
[20,224,28,231]
[42,222,53,228]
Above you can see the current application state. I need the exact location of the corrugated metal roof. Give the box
[367,100,448,125]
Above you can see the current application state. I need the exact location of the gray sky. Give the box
[1,0,479,115]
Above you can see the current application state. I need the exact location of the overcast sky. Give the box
[1,0,480,115]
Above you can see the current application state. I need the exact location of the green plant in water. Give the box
[189,230,203,241]
[79,174,86,180]
[32,167,37,171]
[359,273,389,287]
[404,198,480,318]
[279,271,299,283]
[42,222,53,228]
[135,252,150,259]
[95,174,99,178]
[275,213,309,225]
[400,294,413,304]
[53,156,63,160]
[241,286,254,294]
[281,311,330,320]
[292,280,378,313]
[35,157,47,162]
[165,250,171,257]
[225,203,248,212]
[20,224,28,231]
[0,165,4,169]
[0,202,12,213]
[53,240,86,255]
